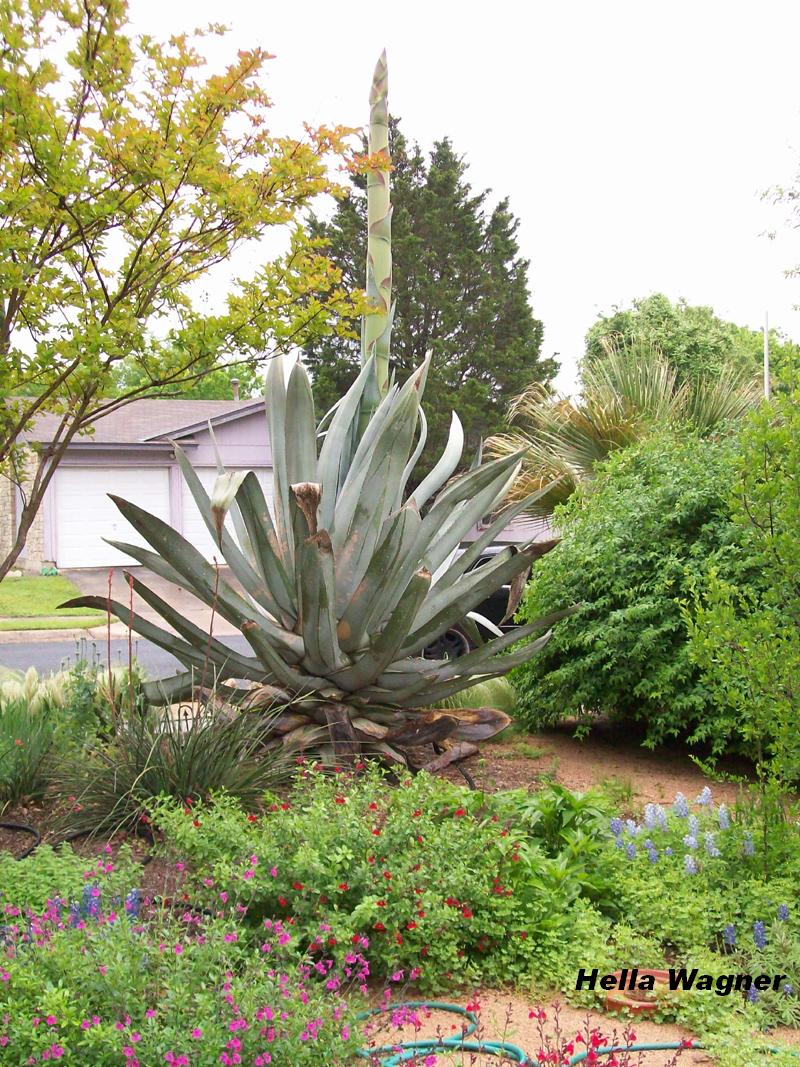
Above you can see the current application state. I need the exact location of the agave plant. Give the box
[62,53,567,767]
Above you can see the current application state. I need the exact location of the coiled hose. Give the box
[355,1000,799,1064]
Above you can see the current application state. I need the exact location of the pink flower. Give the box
[98,965,107,976]
[224,932,238,943]
[145,1010,156,1019]
[219,892,228,904]
[269,867,277,878]
[191,1028,202,1039]
[173,944,183,955]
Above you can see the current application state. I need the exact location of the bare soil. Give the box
[445,719,749,810]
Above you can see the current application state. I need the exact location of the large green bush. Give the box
[513,432,757,748]
[687,373,800,786]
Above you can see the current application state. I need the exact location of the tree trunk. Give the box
[323,703,359,766]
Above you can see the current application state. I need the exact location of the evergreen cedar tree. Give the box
[304,119,556,476]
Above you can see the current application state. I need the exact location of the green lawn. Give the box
[0,575,105,628]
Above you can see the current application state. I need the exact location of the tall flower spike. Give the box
[362,49,392,396]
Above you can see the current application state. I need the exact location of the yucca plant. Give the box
[62,53,568,768]
[488,338,762,514]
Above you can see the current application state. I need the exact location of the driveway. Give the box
[61,567,240,637]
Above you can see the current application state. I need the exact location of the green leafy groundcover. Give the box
[2,770,800,1065]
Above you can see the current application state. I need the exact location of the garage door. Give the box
[181,468,274,562]
[55,467,171,568]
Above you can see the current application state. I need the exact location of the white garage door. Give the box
[55,467,171,568]
[181,468,274,562]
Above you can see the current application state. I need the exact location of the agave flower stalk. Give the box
[61,53,571,766]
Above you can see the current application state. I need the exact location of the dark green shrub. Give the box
[687,373,800,785]
[513,432,757,749]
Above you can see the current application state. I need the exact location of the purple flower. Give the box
[778,904,789,922]
[610,818,623,836]
[647,846,659,864]
[625,820,640,837]
[783,983,794,996]
[673,793,689,818]
[717,805,730,830]
[684,854,698,875]
[723,924,736,947]
[753,921,767,949]
[625,843,636,860]
[696,786,713,807]
[664,846,673,856]
[746,986,759,1003]
[687,815,699,835]
[704,832,721,858]
[644,804,667,830]
[683,834,698,850]
[743,834,755,857]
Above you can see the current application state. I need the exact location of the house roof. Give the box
[21,398,263,446]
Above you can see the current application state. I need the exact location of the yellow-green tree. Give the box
[0,0,359,579]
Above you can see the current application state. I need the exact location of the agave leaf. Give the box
[121,572,269,680]
[332,568,431,692]
[318,357,378,527]
[234,472,296,626]
[265,355,295,568]
[102,540,186,588]
[434,483,560,591]
[337,503,421,650]
[210,470,250,544]
[142,672,198,706]
[206,422,255,562]
[396,405,427,506]
[401,545,544,656]
[285,361,318,486]
[60,595,262,681]
[108,495,304,663]
[299,531,348,675]
[172,446,284,619]
[412,451,525,575]
[332,362,428,607]
[409,410,464,510]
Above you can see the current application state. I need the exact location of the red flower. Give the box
[246,814,258,823]
[334,796,345,805]
[406,921,417,930]
[445,897,459,907]
[376,900,386,907]
[278,896,287,907]
[417,909,426,918]
[394,933,403,945]
[461,906,473,919]
[453,808,466,817]
[373,922,386,933]
[280,803,291,811]
[192,820,201,828]
[412,810,422,818]
[371,828,381,836]
[292,882,304,890]
[338,883,350,891]
[368,802,378,811]
[382,871,391,880]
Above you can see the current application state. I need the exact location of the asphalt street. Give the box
[0,634,255,678]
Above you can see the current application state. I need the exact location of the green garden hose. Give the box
[356,1001,797,1064]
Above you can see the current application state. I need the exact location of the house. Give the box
[2,398,273,572]
[2,394,551,573]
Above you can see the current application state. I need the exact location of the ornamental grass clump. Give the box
[61,52,569,770]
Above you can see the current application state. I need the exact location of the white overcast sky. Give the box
[130,0,800,392]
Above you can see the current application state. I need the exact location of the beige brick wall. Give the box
[0,451,47,573]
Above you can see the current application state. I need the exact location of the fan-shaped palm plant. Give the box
[61,53,569,768]
[487,338,762,514]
